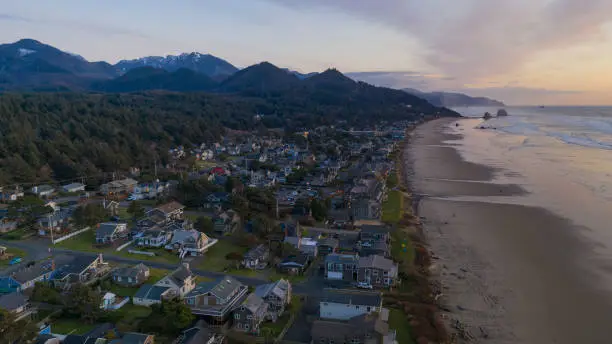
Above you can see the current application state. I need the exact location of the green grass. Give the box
[382,190,403,224]
[260,314,290,337]
[391,229,414,266]
[197,239,247,271]
[111,304,152,322]
[386,172,399,189]
[51,318,97,335]
[56,230,180,264]
[1,228,32,240]
[0,247,26,267]
[267,271,306,284]
[388,308,416,344]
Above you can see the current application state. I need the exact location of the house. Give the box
[0,186,24,202]
[35,334,60,344]
[297,237,318,257]
[0,292,35,321]
[351,199,382,220]
[233,293,268,335]
[317,238,339,256]
[154,263,196,297]
[95,222,129,245]
[50,254,109,289]
[111,333,155,344]
[112,263,150,287]
[0,220,18,233]
[242,244,269,269]
[31,185,55,198]
[254,279,291,321]
[0,259,55,293]
[184,276,249,324]
[319,289,383,320]
[277,254,310,275]
[325,253,359,282]
[177,324,224,344]
[165,229,209,256]
[147,201,185,223]
[37,210,72,234]
[213,210,240,235]
[359,225,391,257]
[100,178,138,196]
[136,227,172,248]
[311,313,396,344]
[62,183,86,193]
[357,255,398,288]
[203,192,230,209]
[133,284,173,307]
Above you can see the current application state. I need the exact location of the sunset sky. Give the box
[1,0,611,105]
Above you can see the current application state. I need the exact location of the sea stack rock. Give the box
[497,109,508,116]
[483,112,493,120]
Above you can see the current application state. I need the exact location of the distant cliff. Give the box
[403,88,505,107]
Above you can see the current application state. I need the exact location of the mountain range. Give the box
[402,88,505,107]
[0,39,500,107]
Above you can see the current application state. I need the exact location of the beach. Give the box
[406,118,612,343]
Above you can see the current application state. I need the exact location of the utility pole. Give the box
[48,214,54,245]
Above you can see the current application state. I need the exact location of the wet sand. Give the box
[407,119,612,343]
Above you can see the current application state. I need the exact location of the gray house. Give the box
[0,292,35,321]
[324,253,359,282]
[233,293,268,335]
[254,279,291,321]
[112,263,150,287]
[95,222,128,244]
[242,244,269,269]
[357,255,398,288]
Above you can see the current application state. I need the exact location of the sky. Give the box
[1,0,612,105]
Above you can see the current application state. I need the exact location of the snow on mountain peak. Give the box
[18,48,36,57]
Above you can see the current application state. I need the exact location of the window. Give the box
[372,270,378,276]
[356,306,359,310]
[234,314,240,320]
[247,315,253,320]
[367,307,371,312]
[236,323,242,329]
[245,324,250,330]
[188,299,195,305]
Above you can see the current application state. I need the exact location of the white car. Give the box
[356,282,373,289]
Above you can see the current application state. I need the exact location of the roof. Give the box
[170,264,194,285]
[114,333,152,344]
[51,254,100,279]
[8,258,54,283]
[134,284,171,300]
[155,201,184,215]
[318,238,339,248]
[170,230,206,245]
[358,255,396,271]
[244,244,268,259]
[187,275,244,300]
[62,335,89,344]
[240,293,267,314]
[360,225,391,234]
[279,254,309,267]
[62,182,85,190]
[321,289,382,307]
[35,334,58,344]
[178,327,216,344]
[113,263,149,279]
[311,313,388,340]
[254,279,290,300]
[96,222,124,237]
[325,253,359,264]
[0,292,27,311]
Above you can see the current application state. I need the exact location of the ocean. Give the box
[408,108,612,343]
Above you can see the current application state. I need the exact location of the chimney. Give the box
[182,262,190,270]
[98,253,103,264]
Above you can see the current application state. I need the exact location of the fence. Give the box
[51,227,90,244]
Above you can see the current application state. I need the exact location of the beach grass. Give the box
[382,190,403,223]
[388,308,416,344]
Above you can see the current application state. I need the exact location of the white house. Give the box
[62,183,86,193]
[319,289,383,320]
[154,263,196,297]
[31,185,55,198]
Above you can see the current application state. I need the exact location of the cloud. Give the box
[266,0,612,80]
[0,13,30,22]
[346,71,460,92]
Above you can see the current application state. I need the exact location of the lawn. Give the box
[260,314,290,337]
[388,308,416,344]
[382,190,403,224]
[386,171,399,189]
[267,271,306,284]
[391,228,415,267]
[197,239,247,271]
[111,304,152,323]
[56,230,180,264]
[51,318,97,335]
[0,247,26,267]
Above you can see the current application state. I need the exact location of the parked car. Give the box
[356,282,373,289]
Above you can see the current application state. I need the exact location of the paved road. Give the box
[0,239,329,295]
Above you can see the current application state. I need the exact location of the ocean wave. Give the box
[548,132,612,150]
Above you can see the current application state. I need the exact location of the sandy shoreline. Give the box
[406,119,612,343]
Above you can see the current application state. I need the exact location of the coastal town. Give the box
[0,119,429,344]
